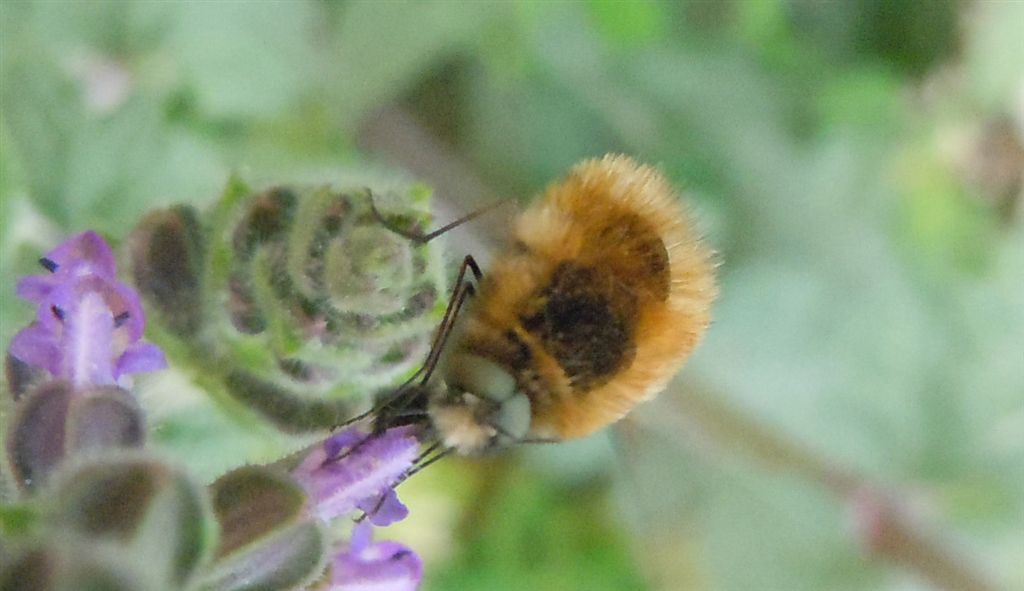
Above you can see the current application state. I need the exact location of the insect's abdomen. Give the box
[465,155,717,440]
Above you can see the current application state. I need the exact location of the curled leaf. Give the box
[5,353,48,401]
[199,520,327,591]
[209,466,308,558]
[127,205,206,337]
[0,542,139,591]
[50,454,213,588]
[199,180,445,431]
[5,381,145,495]
[6,381,73,493]
[67,386,146,452]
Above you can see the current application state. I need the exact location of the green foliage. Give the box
[586,0,668,48]
[431,464,647,591]
[2,1,1021,590]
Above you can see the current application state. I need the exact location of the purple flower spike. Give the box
[9,231,167,388]
[357,488,408,527]
[115,342,168,376]
[292,426,419,524]
[9,323,62,376]
[16,231,117,302]
[331,521,423,591]
[43,230,117,277]
[64,291,117,386]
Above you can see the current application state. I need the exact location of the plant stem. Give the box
[656,379,1002,591]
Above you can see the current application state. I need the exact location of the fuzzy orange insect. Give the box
[378,154,717,455]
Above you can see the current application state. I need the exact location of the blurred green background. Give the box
[1,1,1021,590]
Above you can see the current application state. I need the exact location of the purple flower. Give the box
[293,426,424,590]
[292,426,419,526]
[9,231,166,388]
[330,521,423,591]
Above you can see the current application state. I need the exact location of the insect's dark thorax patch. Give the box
[520,263,637,391]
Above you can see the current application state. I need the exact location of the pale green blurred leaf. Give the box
[2,2,1021,589]
[586,0,669,48]
[167,2,320,119]
[327,0,503,131]
[0,59,83,226]
[896,147,997,275]
[964,1,1024,111]
[704,470,877,591]
[1,49,223,236]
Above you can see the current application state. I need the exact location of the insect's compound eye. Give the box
[443,353,532,447]
[447,354,516,403]
[493,391,531,444]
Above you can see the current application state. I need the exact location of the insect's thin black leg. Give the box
[330,379,418,433]
[334,192,490,435]
[323,259,481,465]
[517,437,561,445]
[432,255,483,347]
[464,255,483,282]
[369,190,503,245]
[383,408,430,421]
[355,442,447,524]
[401,446,452,481]
[331,255,482,432]
[491,423,560,447]
[391,364,427,394]
[413,441,443,464]
[385,255,481,392]
[329,407,377,432]
[420,280,475,384]
[416,254,481,384]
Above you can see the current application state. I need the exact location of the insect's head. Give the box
[427,353,531,455]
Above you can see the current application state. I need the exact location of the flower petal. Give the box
[63,291,116,387]
[10,231,168,387]
[323,429,369,459]
[46,231,117,278]
[115,342,167,378]
[36,280,75,333]
[331,522,422,591]
[357,488,408,527]
[9,324,62,376]
[110,280,146,340]
[15,274,59,303]
[293,427,419,523]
